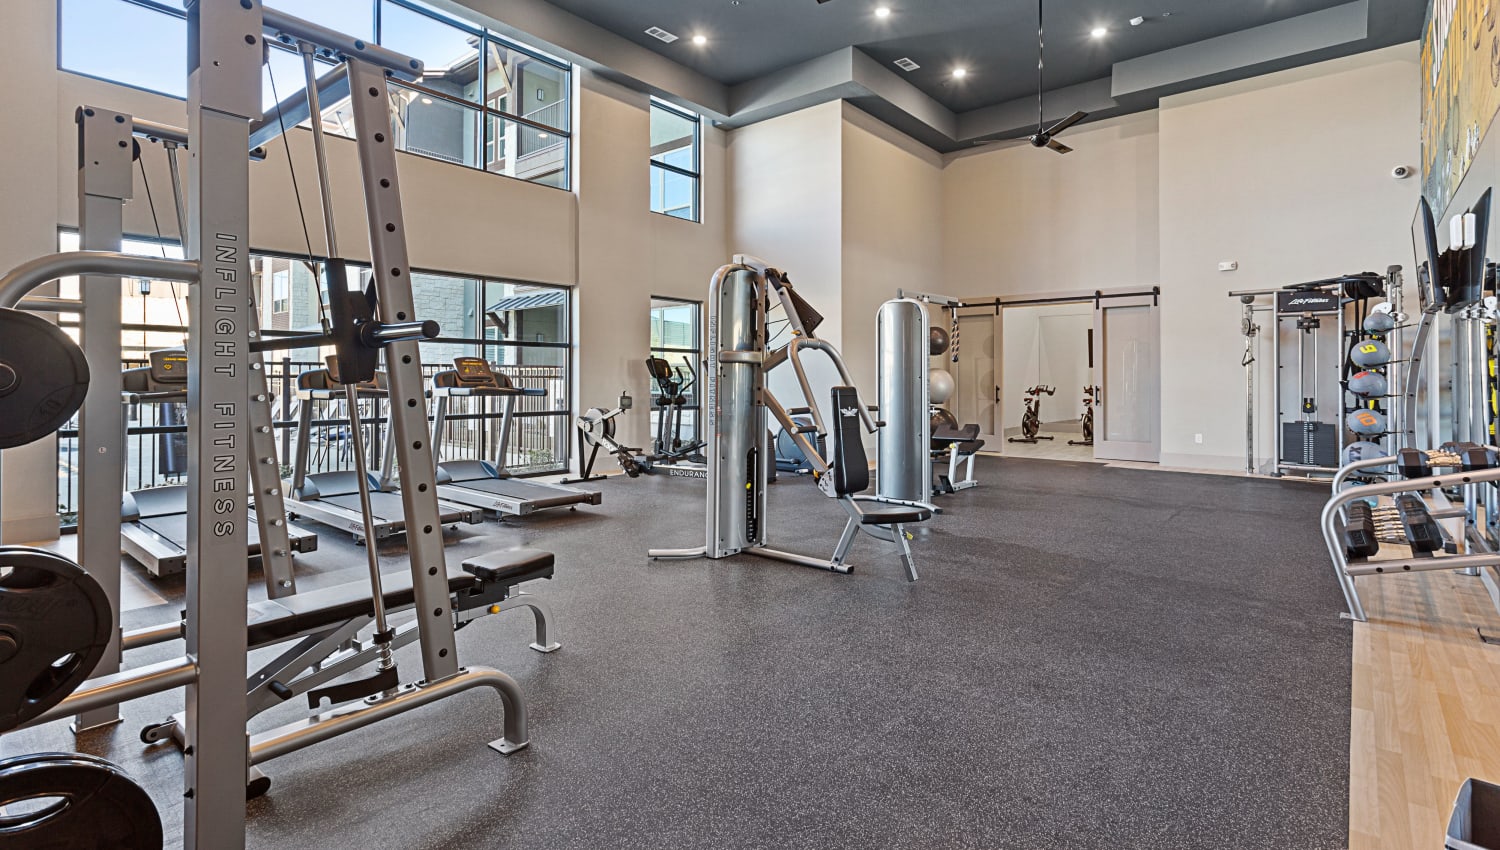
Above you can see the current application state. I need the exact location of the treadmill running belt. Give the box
[136,513,264,550]
[321,491,410,524]
[450,477,594,508]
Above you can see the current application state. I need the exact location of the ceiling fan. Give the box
[977,0,1088,154]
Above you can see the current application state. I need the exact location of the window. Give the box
[648,297,702,445]
[59,0,572,189]
[272,269,290,314]
[650,101,701,221]
[52,230,575,521]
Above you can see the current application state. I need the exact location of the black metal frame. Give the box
[649,99,701,221]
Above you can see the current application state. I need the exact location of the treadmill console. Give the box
[122,349,188,394]
[453,357,501,388]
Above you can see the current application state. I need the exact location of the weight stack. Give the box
[1281,421,1339,468]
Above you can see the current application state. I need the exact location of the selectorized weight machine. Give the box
[649,256,932,581]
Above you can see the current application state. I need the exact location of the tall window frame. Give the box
[649,100,701,222]
[57,0,573,190]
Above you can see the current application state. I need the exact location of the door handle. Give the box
[994,386,1001,403]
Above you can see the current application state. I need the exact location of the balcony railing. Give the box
[55,358,569,526]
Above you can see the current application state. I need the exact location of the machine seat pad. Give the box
[854,504,932,526]
[933,424,981,443]
[957,439,986,453]
[462,548,555,585]
[245,566,478,647]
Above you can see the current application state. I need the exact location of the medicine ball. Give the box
[1347,408,1387,435]
[1347,370,1388,398]
[1349,339,1392,368]
[1363,312,1396,334]
[930,369,955,405]
[930,406,959,435]
[929,326,950,357]
[1345,440,1388,467]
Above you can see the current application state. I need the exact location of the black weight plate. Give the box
[0,548,111,733]
[0,752,162,849]
[0,308,89,449]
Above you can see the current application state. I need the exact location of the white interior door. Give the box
[950,313,999,441]
[1093,296,1161,462]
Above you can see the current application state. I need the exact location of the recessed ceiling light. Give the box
[1090,26,1108,38]
[952,67,967,79]
[538,133,549,139]
[875,6,891,17]
[420,97,432,104]
[692,34,708,45]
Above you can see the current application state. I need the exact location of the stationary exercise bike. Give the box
[1008,385,1056,443]
[1068,386,1097,446]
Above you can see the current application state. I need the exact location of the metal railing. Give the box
[56,358,568,526]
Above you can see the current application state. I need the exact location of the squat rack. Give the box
[0,3,527,847]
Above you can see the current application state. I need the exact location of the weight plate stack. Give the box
[0,547,112,733]
[0,752,162,849]
[0,308,90,449]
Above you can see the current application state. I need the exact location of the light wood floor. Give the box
[1350,568,1500,849]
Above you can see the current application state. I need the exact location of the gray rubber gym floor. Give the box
[8,457,1352,849]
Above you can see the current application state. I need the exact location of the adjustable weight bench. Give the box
[829,386,932,581]
[932,423,984,494]
[139,548,559,783]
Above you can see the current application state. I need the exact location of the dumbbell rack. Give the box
[1324,445,1500,622]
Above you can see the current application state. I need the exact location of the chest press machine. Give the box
[0,4,554,846]
[649,257,932,581]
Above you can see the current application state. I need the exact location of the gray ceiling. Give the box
[538,0,1427,114]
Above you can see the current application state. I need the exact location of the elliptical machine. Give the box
[1068,386,1097,447]
[647,355,705,460]
[1008,385,1056,443]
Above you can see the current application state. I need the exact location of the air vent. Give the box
[893,57,920,72]
[645,26,680,43]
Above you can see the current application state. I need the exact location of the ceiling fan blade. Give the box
[969,137,1031,151]
[1044,110,1088,136]
[1046,138,1073,154]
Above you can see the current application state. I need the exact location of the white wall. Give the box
[0,3,728,540]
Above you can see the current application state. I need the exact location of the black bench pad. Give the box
[461,548,555,584]
[246,566,478,648]
[854,505,932,525]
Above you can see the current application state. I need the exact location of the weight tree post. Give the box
[183,1,258,846]
[72,105,132,734]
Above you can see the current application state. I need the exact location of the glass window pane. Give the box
[651,164,698,220]
[60,0,187,98]
[650,105,697,169]
[390,85,482,168]
[262,0,374,40]
[262,44,346,128]
[485,41,569,131]
[380,1,482,103]
[485,114,568,188]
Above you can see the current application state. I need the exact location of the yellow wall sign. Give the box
[1422,0,1500,216]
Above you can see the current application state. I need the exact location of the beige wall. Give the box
[1,5,728,539]
[942,111,1162,299]
[1157,44,1420,468]
[929,43,1420,470]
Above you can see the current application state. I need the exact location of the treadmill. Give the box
[429,357,601,517]
[119,350,319,577]
[284,360,483,541]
